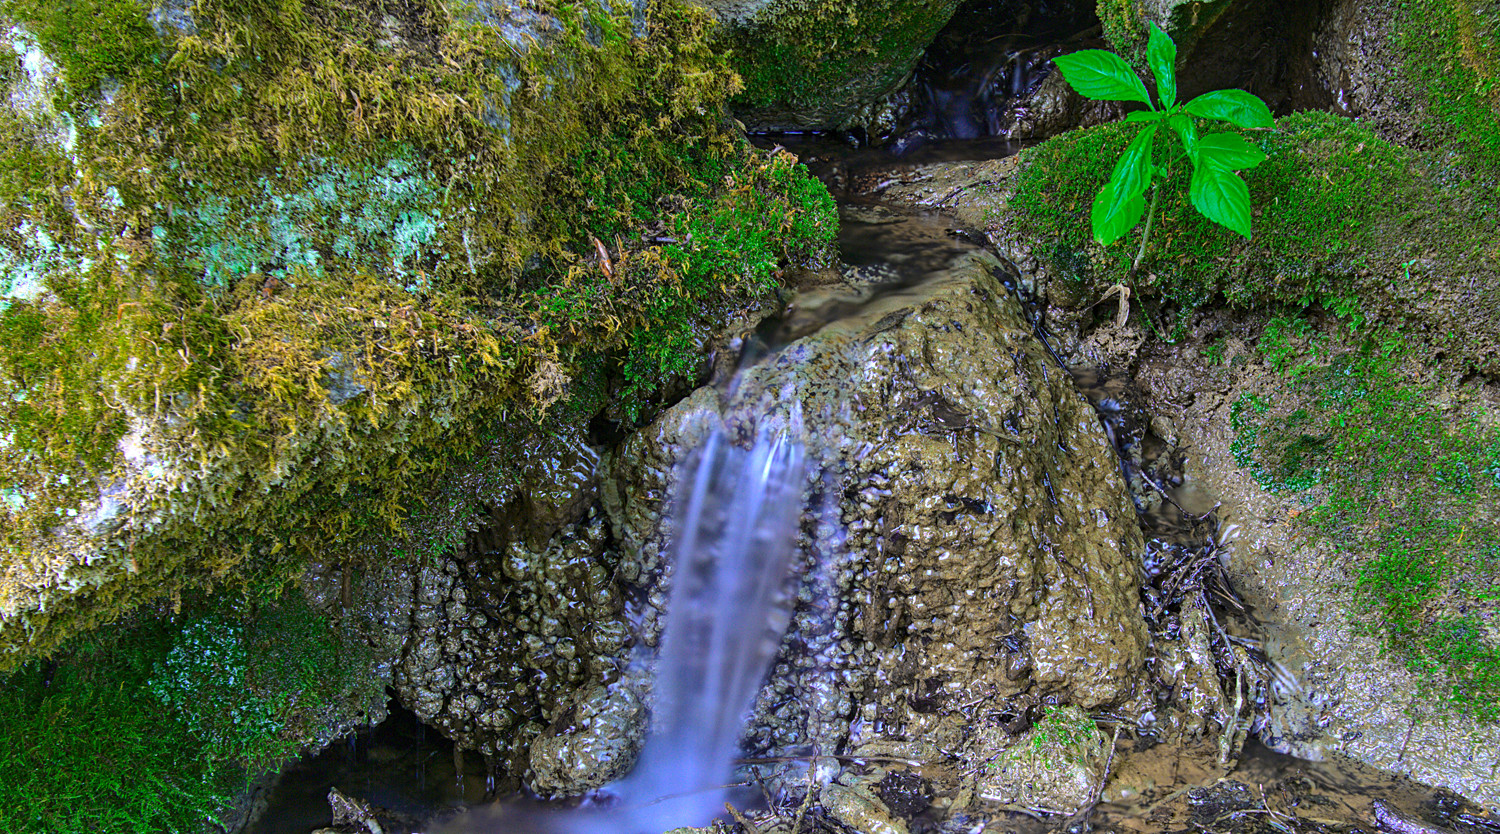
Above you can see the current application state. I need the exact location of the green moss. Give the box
[149,592,384,768]
[727,0,959,114]
[1230,324,1500,722]
[1012,110,1500,363]
[1394,0,1500,175]
[0,591,380,831]
[0,625,236,832]
[0,0,837,667]
[3,0,160,97]
[1096,0,1146,66]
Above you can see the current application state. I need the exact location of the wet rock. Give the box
[1003,71,1124,140]
[721,0,965,132]
[970,705,1109,815]
[1130,333,1500,809]
[391,512,631,775]
[528,681,648,796]
[821,781,909,834]
[607,250,1149,797]
[329,787,384,834]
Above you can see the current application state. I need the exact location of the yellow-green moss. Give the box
[727,0,961,117]
[0,0,837,666]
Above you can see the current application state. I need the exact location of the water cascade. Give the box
[437,424,811,833]
[605,425,808,831]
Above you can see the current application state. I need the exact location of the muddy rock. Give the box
[1131,337,1500,810]
[969,705,1110,815]
[607,250,1149,801]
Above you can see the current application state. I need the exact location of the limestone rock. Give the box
[607,250,1149,791]
[722,0,964,131]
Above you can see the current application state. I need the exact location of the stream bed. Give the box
[246,139,1500,834]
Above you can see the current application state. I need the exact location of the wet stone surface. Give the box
[606,246,1150,810]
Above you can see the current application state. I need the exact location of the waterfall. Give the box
[443,423,808,833]
[610,425,807,831]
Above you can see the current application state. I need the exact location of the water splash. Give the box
[442,424,808,833]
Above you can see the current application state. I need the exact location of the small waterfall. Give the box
[443,423,808,833]
[608,425,808,830]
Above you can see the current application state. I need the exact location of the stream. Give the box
[244,136,1499,834]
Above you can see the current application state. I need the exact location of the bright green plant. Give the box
[1053,23,1273,251]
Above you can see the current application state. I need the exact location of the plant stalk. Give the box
[1132,183,1160,275]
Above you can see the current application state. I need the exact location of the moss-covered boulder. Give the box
[0,0,837,668]
[861,111,1500,373]
[720,0,964,130]
[1099,0,1500,173]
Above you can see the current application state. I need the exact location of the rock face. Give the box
[722,0,965,131]
[606,250,1149,805]
[0,0,835,667]
[1129,335,1500,810]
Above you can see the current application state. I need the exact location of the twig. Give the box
[725,802,763,834]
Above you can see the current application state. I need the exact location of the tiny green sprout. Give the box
[1053,23,1274,248]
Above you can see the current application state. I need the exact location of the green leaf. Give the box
[1104,125,1156,219]
[1053,50,1152,106]
[1190,162,1253,238]
[1091,179,1148,246]
[1125,110,1167,123]
[1146,22,1177,109]
[1182,89,1273,128]
[1169,112,1198,158]
[1196,133,1267,170]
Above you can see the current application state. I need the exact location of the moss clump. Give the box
[148,592,384,767]
[3,0,159,98]
[1096,0,1146,66]
[1229,319,1500,722]
[1394,0,1500,175]
[0,591,375,831]
[0,0,837,667]
[727,0,961,119]
[1012,110,1500,365]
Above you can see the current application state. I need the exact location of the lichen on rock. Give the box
[0,0,836,668]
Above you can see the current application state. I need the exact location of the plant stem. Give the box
[1132,182,1160,275]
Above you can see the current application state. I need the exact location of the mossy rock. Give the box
[721,0,964,130]
[1096,0,1236,66]
[1100,0,1500,175]
[1007,110,1500,372]
[0,0,837,668]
